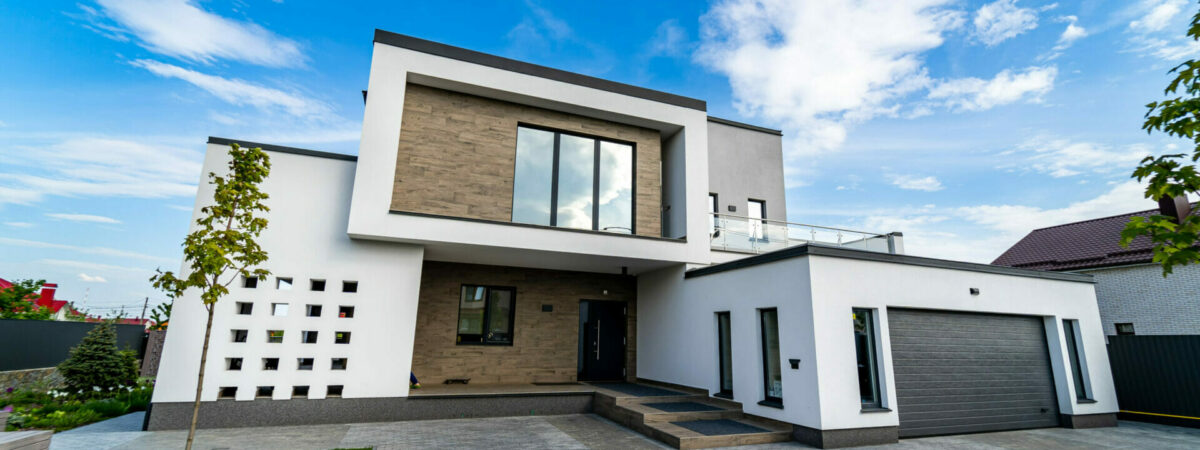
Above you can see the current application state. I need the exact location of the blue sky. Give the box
[0,0,1194,312]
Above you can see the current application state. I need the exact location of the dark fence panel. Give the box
[1107,335,1200,428]
[0,319,146,371]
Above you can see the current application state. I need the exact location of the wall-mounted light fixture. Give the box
[969,288,980,296]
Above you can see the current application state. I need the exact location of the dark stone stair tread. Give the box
[644,401,724,413]
[591,382,687,397]
[670,419,769,436]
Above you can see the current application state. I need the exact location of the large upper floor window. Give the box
[512,125,634,234]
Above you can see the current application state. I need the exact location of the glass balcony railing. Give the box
[709,213,897,254]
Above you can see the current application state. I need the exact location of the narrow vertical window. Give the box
[597,141,633,234]
[853,308,882,409]
[709,193,719,235]
[716,312,733,398]
[1063,319,1091,400]
[760,308,782,405]
[748,200,766,240]
[512,127,556,226]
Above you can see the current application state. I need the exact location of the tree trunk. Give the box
[185,304,215,450]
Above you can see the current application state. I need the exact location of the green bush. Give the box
[128,388,152,411]
[57,322,139,394]
[26,409,103,431]
[81,398,128,417]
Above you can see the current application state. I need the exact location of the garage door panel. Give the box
[888,308,1060,438]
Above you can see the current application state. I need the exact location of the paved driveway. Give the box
[50,412,1200,449]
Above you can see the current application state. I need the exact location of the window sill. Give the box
[713,392,733,400]
[757,400,783,409]
[455,342,514,346]
[860,407,892,413]
[1076,398,1097,404]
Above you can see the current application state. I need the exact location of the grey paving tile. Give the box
[338,415,587,450]
[545,414,669,449]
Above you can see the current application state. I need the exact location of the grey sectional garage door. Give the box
[888,309,1060,438]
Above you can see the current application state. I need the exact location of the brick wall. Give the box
[1080,263,1200,335]
[392,83,663,237]
[410,261,637,384]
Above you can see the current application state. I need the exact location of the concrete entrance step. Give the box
[593,386,794,448]
[644,417,793,449]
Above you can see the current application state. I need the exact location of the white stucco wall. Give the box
[153,144,425,403]
[637,252,1118,431]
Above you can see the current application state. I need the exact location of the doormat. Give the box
[644,401,722,413]
[590,383,685,397]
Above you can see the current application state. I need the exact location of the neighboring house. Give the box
[993,206,1200,336]
[0,278,79,320]
[149,30,1118,447]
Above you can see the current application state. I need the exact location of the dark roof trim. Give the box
[686,244,1094,283]
[706,116,783,136]
[373,29,707,112]
[207,137,357,162]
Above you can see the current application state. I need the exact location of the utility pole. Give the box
[139,296,149,323]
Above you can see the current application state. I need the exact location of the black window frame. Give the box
[1063,319,1091,401]
[759,307,783,406]
[747,199,767,241]
[853,308,883,410]
[456,284,517,346]
[716,311,733,398]
[1115,322,1135,335]
[511,123,638,234]
[709,193,719,235]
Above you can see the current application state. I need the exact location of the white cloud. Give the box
[973,0,1039,46]
[1129,0,1186,33]
[928,66,1057,111]
[1054,16,1088,51]
[87,0,305,67]
[39,259,151,273]
[46,213,121,224]
[0,237,174,263]
[4,222,33,228]
[646,20,689,58]
[132,60,331,119]
[957,181,1149,237]
[1001,136,1152,178]
[78,273,108,283]
[0,137,201,206]
[696,0,964,159]
[890,174,944,191]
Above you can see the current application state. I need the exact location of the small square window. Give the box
[297,358,314,370]
[267,330,284,343]
[272,303,289,317]
[292,385,309,399]
[277,277,293,290]
[243,276,258,288]
[218,386,237,399]
[339,306,355,318]
[331,358,348,370]
[326,385,344,397]
[1115,323,1135,335]
[306,304,322,317]
[262,358,279,370]
[342,281,358,293]
[310,279,326,291]
[301,331,319,344]
[231,329,248,343]
[256,386,274,398]
[335,331,351,344]
[227,358,243,371]
[237,302,253,315]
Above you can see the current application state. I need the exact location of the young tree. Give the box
[148,302,171,331]
[151,143,271,450]
[1123,6,1200,276]
[0,278,53,320]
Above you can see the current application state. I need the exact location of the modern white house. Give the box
[149,30,1119,448]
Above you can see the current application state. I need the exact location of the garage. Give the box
[888,308,1061,438]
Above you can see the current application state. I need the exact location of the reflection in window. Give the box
[760,308,782,404]
[457,285,515,345]
[511,126,634,234]
[748,200,765,240]
[1063,319,1091,400]
[854,308,882,408]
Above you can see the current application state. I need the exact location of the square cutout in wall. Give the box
[226,358,242,371]
[297,358,314,370]
[236,302,253,315]
[339,306,354,318]
[342,281,358,293]
[243,276,258,289]
[256,386,274,398]
[331,358,347,370]
[292,385,309,399]
[326,385,343,397]
[306,304,322,317]
[219,386,237,399]
[231,329,248,343]
[272,303,288,316]
[262,358,279,370]
[335,331,351,344]
[277,277,293,290]
[267,330,284,343]
[301,331,319,344]
[310,279,326,291]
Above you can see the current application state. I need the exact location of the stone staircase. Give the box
[593,385,793,449]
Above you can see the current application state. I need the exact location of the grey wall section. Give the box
[887,309,1060,437]
[662,129,688,238]
[0,320,145,371]
[146,394,593,430]
[1107,335,1200,428]
[706,120,786,222]
[1078,264,1200,335]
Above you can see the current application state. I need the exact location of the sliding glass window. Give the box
[511,125,634,234]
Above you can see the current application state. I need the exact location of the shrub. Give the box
[128,388,152,411]
[27,409,103,431]
[81,398,128,417]
[57,323,139,394]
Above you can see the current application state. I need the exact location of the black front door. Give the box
[580,300,626,381]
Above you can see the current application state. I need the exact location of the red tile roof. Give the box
[991,206,1169,271]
